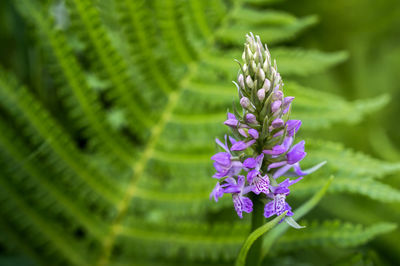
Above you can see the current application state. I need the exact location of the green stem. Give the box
[245,194,264,266]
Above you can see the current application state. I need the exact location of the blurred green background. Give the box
[0,0,400,265]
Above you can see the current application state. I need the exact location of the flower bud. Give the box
[258,68,265,82]
[271,118,284,128]
[262,79,270,91]
[257,89,265,101]
[243,64,248,73]
[240,97,251,109]
[245,45,253,62]
[272,90,283,101]
[245,113,258,124]
[238,74,245,89]
[246,76,254,89]
[271,100,281,113]
[250,61,257,75]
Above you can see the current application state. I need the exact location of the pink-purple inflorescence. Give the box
[210,33,325,221]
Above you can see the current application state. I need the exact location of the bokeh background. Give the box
[0,0,399,265]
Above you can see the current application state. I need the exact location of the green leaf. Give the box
[235,211,288,266]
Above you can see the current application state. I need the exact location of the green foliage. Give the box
[275,221,397,251]
[0,0,398,265]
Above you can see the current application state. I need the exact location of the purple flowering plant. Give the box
[210,33,326,228]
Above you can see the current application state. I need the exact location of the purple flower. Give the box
[244,154,264,183]
[243,154,270,194]
[264,194,293,218]
[232,175,253,218]
[231,139,256,151]
[251,174,270,195]
[286,120,301,137]
[224,112,239,127]
[211,137,244,178]
[270,177,303,195]
[210,182,226,202]
[263,177,302,218]
[267,140,307,179]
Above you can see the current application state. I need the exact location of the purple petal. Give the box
[245,113,258,124]
[271,118,284,128]
[271,100,282,113]
[237,175,245,188]
[215,137,229,153]
[252,175,270,195]
[243,158,257,168]
[272,163,293,179]
[268,161,287,170]
[276,177,303,192]
[285,203,294,216]
[247,139,256,147]
[273,130,284,137]
[231,141,247,151]
[233,195,244,218]
[286,120,301,137]
[248,129,259,139]
[274,194,287,216]
[264,201,275,218]
[255,154,264,168]
[211,152,231,166]
[287,141,306,164]
[282,97,294,114]
[273,90,283,101]
[228,136,237,145]
[227,112,236,120]
[223,184,241,194]
[293,161,327,176]
[224,119,238,127]
[283,136,294,151]
[210,182,225,202]
[241,197,253,213]
[233,194,253,218]
[247,169,259,183]
[227,161,243,177]
[263,144,286,155]
[238,128,248,137]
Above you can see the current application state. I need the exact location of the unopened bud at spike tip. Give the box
[246,75,254,89]
[238,74,244,89]
[258,68,265,82]
[257,88,265,101]
[262,79,270,91]
[240,97,251,109]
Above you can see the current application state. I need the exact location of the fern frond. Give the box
[14,0,136,165]
[272,48,349,76]
[275,221,397,251]
[68,0,153,136]
[153,0,198,63]
[216,15,318,45]
[0,70,123,204]
[0,177,89,266]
